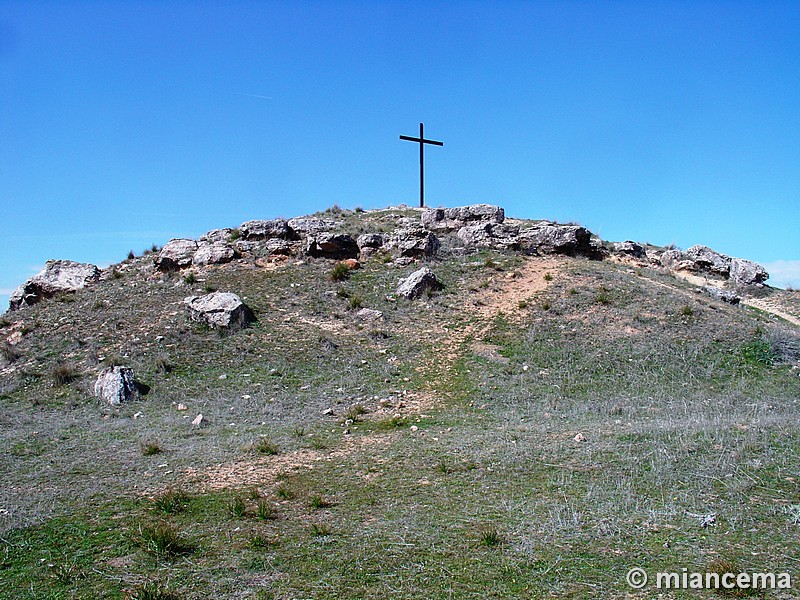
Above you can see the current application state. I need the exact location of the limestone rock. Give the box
[155,239,198,272]
[518,223,596,257]
[397,267,439,300]
[421,204,504,232]
[94,366,139,405]
[702,286,740,305]
[357,233,386,250]
[199,228,235,244]
[685,245,731,277]
[287,217,339,236]
[9,260,101,310]
[457,222,520,250]
[192,242,237,266]
[239,219,292,240]
[306,233,359,259]
[613,241,647,259]
[385,228,440,258]
[729,258,769,287]
[184,292,255,330]
[356,308,384,321]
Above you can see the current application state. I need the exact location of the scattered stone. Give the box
[177,403,188,411]
[322,408,334,416]
[356,308,384,322]
[155,239,198,272]
[239,219,292,240]
[338,258,361,271]
[94,366,139,405]
[184,291,256,330]
[397,267,440,300]
[701,286,740,305]
[192,242,237,266]
[421,204,505,232]
[729,257,769,287]
[306,233,359,259]
[9,260,102,310]
[574,433,587,442]
[191,413,204,427]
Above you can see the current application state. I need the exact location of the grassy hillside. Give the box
[1,207,799,599]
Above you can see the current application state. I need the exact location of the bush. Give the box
[183,272,197,285]
[153,488,189,514]
[137,522,194,556]
[140,440,163,456]
[52,363,79,386]
[255,438,280,455]
[127,250,135,260]
[1,342,20,363]
[330,262,351,282]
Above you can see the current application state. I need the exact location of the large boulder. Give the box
[184,292,255,330]
[729,258,769,287]
[94,366,139,405]
[421,204,505,232]
[702,286,741,305]
[457,222,520,250]
[397,267,440,300]
[155,239,198,272]
[9,260,101,310]
[357,233,386,250]
[613,241,647,259]
[684,245,731,277]
[517,223,595,257]
[192,242,238,266]
[384,228,440,258]
[199,228,235,244]
[239,219,292,240]
[306,233,359,259]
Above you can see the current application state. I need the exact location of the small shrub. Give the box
[375,415,406,430]
[348,295,363,310]
[228,229,241,242]
[140,440,163,456]
[255,438,280,455]
[150,244,160,253]
[478,526,502,548]
[137,522,194,556]
[257,499,275,521]
[483,258,498,269]
[203,283,216,293]
[309,494,332,510]
[52,363,79,386]
[249,533,276,549]
[330,262,350,282]
[248,486,261,500]
[153,488,189,515]
[228,495,247,518]
[344,404,367,422]
[275,483,295,501]
[568,288,578,295]
[129,580,182,600]
[102,355,124,367]
[517,300,529,309]
[292,425,305,438]
[0,315,11,328]
[310,437,327,450]
[183,272,197,285]
[541,301,551,311]
[48,557,82,584]
[54,292,75,303]
[595,292,611,305]
[127,250,135,260]
[543,273,553,282]
[112,269,124,280]
[741,338,775,366]
[154,354,173,374]
[1,342,20,363]
[309,522,331,536]
[680,305,694,317]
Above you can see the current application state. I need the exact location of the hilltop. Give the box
[1,204,799,599]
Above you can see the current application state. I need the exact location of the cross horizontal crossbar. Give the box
[399,135,444,146]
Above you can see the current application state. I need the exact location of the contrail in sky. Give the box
[234,92,273,100]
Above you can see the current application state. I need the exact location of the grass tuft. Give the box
[137,522,194,556]
[153,488,189,515]
[128,580,183,600]
[52,362,79,386]
[140,439,163,456]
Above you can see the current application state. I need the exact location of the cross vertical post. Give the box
[400,122,443,208]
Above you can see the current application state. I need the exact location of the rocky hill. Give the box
[1,204,799,599]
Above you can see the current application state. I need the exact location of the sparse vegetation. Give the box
[127,250,136,260]
[1,342,20,363]
[152,488,189,515]
[254,437,280,455]
[140,439,163,456]
[330,262,351,282]
[183,271,197,285]
[137,522,194,556]
[51,362,79,386]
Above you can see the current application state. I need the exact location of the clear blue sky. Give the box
[2,0,799,308]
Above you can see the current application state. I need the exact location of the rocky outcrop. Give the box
[457,223,520,250]
[685,245,731,277]
[729,258,769,287]
[240,219,293,240]
[357,233,385,250]
[613,241,647,259]
[287,217,338,236]
[518,223,596,257]
[192,242,237,266]
[9,260,101,310]
[184,292,255,330]
[199,228,235,244]
[384,228,440,258]
[397,267,440,300]
[306,233,359,259]
[94,366,139,405]
[702,286,741,305]
[155,239,198,272]
[421,204,505,232]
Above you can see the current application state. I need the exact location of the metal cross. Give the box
[400,122,443,208]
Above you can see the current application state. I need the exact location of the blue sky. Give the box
[2,0,799,308]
